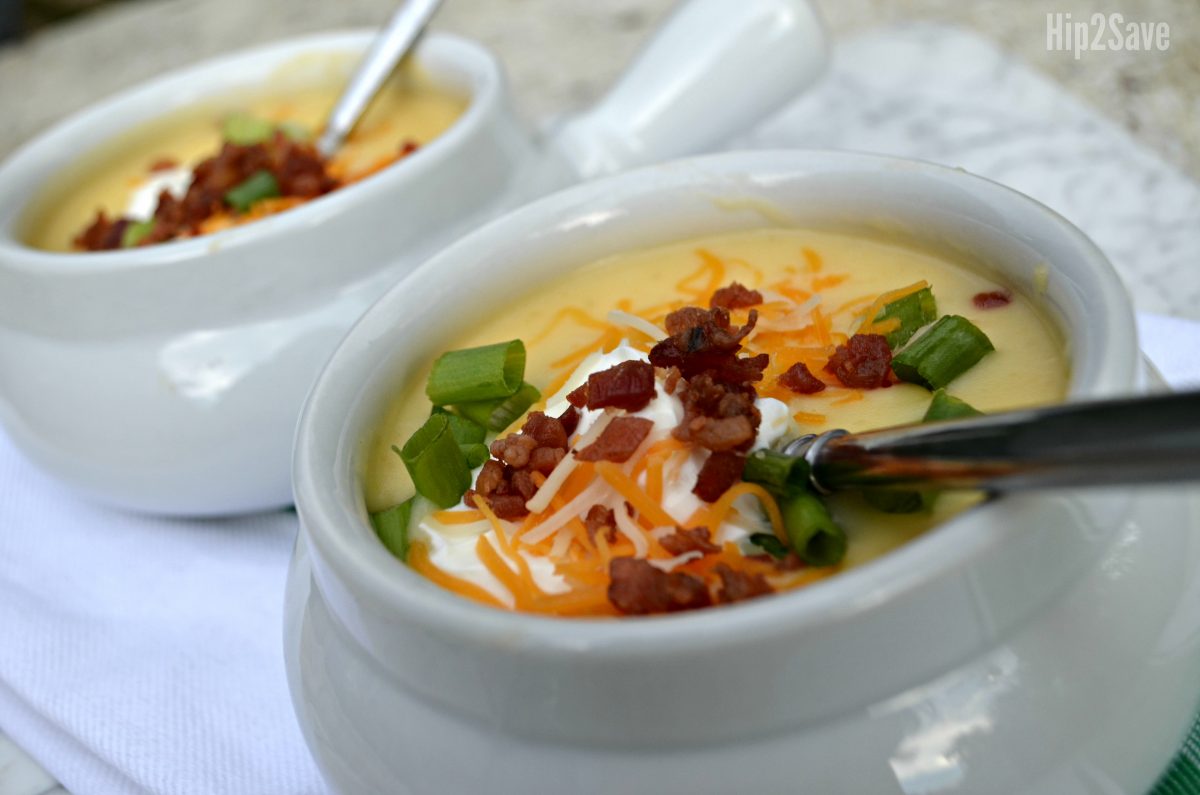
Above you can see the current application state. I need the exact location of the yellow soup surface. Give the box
[25,62,466,252]
[365,228,1070,617]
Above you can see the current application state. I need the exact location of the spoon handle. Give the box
[795,390,1200,492]
[317,0,443,158]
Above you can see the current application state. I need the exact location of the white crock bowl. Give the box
[0,31,534,516]
[286,150,1200,794]
[0,0,827,516]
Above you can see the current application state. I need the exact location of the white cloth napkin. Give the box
[0,480,325,794]
[0,311,1197,795]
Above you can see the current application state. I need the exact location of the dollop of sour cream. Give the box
[125,167,192,222]
[410,343,797,607]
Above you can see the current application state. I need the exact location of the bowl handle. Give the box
[546,0,828,178]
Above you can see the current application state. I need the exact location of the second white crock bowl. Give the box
[286,150,1200,794]
[0,31,533,516]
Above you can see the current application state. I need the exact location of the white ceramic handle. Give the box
[548,0,827,178]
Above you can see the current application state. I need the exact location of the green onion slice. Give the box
[742,449,811,496]
[891,315,994,390]
[224,170,281,213]
[923,389,983,422]
[456,381,541,432]
[397,414,472,508]
[748,532,789,560]
[121,219,155,248]
[222,113,276,145]
[863,390,983,514]
[460,443,491,469]
[277,120,312,142]
[874,286,937,349]
[426,340,526,406]
[779,491,847,567]
[863,489,932,514]
[370,497,415,561]
[432,407,487,445]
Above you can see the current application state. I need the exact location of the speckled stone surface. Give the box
[1,0,1198,179]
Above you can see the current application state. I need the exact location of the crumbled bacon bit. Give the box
[973,290,1013,309]
[661,366,682,395]
[75,132,340,251]
[566,383,589,408]
[490,433,537,468]
[575,416,654,463]
[642,302,768,500]
[584,504,617,544]
[714,563,773,604]
[824,334,893,389]
[709,281,764,309]
[522,411,569,449]
[672,374,760,452]
[488,494,529,521]
[148,157,179,172]
[778,362,827,394]
[607,557,712,615]
[659,526,720,556]
[399,139,420,157]
[529,446,565,475]
[471,411,572,519]
[556,406,580,437]
[692,451,746,502]
[585,360,657,412]
[510,470,538,501]
[650,306,765,384]
[474,460,505,495]
[76,213,129,251]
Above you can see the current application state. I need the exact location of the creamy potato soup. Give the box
[25,63,465,252]
[364,229,1069,617]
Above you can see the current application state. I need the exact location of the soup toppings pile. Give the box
[371,250,1008,618]
[74,114,419,251]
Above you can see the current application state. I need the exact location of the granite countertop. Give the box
[0,1,1197,793]
[2,0,1198,180]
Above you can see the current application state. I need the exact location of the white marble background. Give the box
[1,14,1199,795]
[735,24,1200,320]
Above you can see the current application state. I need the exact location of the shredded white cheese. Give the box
[607,310,666,341]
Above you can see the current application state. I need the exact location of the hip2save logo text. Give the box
[1047,13,1171,58]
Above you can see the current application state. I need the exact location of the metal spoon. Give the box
[316,0,443,159]
[782,390,1200,494]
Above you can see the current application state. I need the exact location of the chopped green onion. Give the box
[779,491,847,567]
[370,497,415,561]
[224,170,280,213]
[426,340,526,406]
[433,412,489,466]
[432,407,487,445]
[923,389,983,421]
[742,449,811,495]
[121,219,155,248]
[222,113,275,145]
[749,532,789,560]
[891,315,994,390]
[460,443,490,469]
[277,120,311,142]
[456,381,541,431]
[874,286,937,349]
[397,414,471,508]
[863,489,932,514]
[863,391,983,514]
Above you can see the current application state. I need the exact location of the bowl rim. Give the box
[0,29,503,274]
[293,148,1138,657]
